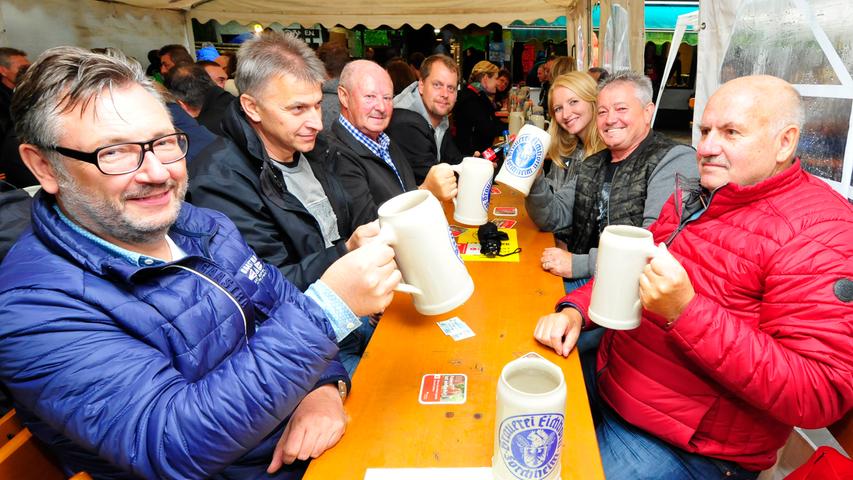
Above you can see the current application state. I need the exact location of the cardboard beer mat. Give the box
[364,467,493,480]
[456,228,520,263]
[418,373,468,405]
[491,219,517,229]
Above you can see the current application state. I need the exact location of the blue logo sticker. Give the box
[505,136,544,178]
[448,227,463,263]
[498,413,563,479]
[481,180,493,212]
[239,254,267,284]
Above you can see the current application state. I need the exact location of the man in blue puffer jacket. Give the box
[0,46,402,479]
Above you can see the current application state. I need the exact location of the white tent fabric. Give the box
[114,0,579,28]
[696,0,853,200]
[652,10,698,126]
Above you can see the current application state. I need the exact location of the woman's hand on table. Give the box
[534,308,583,358]
[541,247,572,278]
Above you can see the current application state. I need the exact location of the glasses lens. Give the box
[97,144,144,175]
[152,133,189,164]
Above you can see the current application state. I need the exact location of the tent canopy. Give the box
[112,0,579,29]
[592,3,697,30]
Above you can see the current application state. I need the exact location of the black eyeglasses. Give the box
[50,132,190,175]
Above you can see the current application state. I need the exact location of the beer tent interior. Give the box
[2,0,850,200]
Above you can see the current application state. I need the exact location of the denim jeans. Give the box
[337,319,375,377]
[563,277,590,294]
[577,329,760,480]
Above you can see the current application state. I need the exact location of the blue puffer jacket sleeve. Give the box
[0,203,348,479]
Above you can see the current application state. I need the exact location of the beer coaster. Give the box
[493,207,517,216]
[491,219,517,229]
[418,373,468,405]
[448,224,468,238]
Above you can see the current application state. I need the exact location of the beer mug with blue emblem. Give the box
[493,353,566,480]
[494,124,551,196]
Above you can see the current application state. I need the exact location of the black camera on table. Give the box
[477,222,509,257]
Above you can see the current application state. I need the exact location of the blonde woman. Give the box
[525,71,605,280]
[452,60,501,155]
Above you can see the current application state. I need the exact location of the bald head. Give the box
[712,75,803,135]
[697,75,802,190]
[339,59,388,91]
[338,60,394,140]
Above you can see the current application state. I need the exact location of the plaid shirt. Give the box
[337,115,405,191]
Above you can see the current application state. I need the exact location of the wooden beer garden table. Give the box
[304,187,605,480]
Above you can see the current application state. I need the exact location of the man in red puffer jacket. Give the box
[534,75,853,480]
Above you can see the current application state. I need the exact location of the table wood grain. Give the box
[305,187,604,480]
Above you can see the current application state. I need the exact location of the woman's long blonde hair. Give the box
[547,71,605,167]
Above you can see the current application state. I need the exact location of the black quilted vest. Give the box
[563,131,680,253]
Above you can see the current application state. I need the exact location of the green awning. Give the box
[509,3,698,32]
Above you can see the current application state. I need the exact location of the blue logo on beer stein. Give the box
[448,227,463,263]
[481,180,493,213]
[505,136,544,178]
[498,413,563,479]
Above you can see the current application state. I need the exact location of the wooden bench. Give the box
[0,409,91,480]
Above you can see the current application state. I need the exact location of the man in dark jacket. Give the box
[0,48,29,141]
[330,59,458,219]
[0,180,31,263]
[188,32,380,374]
[166,63,235,136]
[387,54,463,184]
[1,45,402,479]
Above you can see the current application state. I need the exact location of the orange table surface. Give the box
[304,188,604,480]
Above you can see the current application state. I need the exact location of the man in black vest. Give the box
[539,70,697,289]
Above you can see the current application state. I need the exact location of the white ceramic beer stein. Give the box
[377,190,475,316]
[450,157,494,226]
[494,124,551,196]
[508,112,525,136]
[493,354,566,480]
[588,225,659,330]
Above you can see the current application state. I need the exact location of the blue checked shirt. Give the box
[338,114,405,191]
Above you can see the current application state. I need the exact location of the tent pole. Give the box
[0,5,7,47]
[184,11,197,57]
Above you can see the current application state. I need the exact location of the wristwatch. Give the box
[337,379,348,402]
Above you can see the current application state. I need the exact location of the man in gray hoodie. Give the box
[386,54,463,184]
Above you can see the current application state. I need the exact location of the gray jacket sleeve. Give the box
[642,144,697,227]
[524,165,577,232]
[571,249,597,279]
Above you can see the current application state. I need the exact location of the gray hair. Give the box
[11,46,161,152]
[600,70,653,106]
[236,31,326,97]
[775,84,805,133]
[0,47,27,67]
